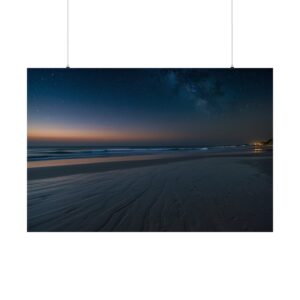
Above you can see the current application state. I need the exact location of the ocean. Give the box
[27,145,253,162]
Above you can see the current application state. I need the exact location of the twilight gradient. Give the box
[28,68,272,146]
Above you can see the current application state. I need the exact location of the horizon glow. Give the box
[28,68,273,146]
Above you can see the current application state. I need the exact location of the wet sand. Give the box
[28,151,269,180]
[27,152,272,232]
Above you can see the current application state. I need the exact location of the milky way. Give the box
[27,68,272,146]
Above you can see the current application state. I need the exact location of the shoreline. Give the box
[28,150,272,181]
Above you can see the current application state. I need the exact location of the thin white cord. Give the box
[67,0,70,68]
[66,0,234,69]
[231,0,234,68]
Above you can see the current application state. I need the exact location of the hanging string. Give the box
[67,0,70,68]
[65,1,234,69]
[231,0,234,68]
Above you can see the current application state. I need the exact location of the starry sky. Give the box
[27,68,272,146]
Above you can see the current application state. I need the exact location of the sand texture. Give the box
[28,155,272,232]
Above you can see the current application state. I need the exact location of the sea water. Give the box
[27,145,255,162]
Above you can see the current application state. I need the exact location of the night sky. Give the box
[27,68,272,146]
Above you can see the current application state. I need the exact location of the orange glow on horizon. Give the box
[29,128,119,141]
[27,127,177,143]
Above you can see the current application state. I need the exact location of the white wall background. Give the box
[0,0,299,299]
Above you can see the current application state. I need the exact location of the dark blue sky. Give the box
[28,68,272,146]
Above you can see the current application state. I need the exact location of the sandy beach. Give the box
[28,152,272,232]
